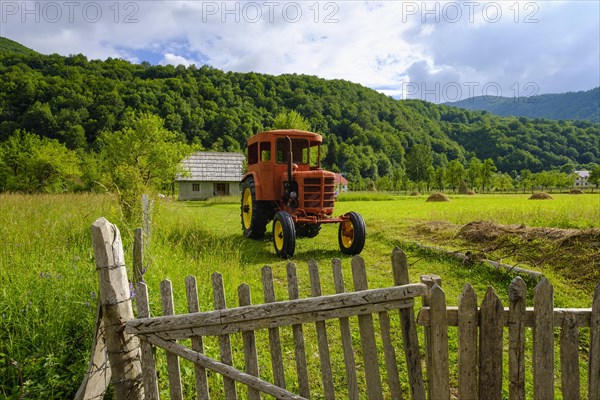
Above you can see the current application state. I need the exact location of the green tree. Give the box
[97,113,194,219]
[406,144,433,190]
[445,160,465,192]
[466,157,482,190]
[587,165,600,192]
[480,158,497,192]
[0,130,81,192]
[272,110,311,130]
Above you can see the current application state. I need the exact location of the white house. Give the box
[574,170,590,187]
[177,152,246,200]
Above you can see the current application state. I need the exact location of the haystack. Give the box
[529,192,553,200]
[426,192,451,202]
[410,191,421,196]
[467,190,476,195]
[569,189,584,195]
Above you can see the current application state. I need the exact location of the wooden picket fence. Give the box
[76,217,600,400]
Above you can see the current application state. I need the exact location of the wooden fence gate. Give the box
[77,217,600,400]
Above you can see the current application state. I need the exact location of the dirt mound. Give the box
[426,192,450,202]
[570,189,584,195]
[457,220,590,243]
[457,220,600,289]
[529,192,553,200]
[410,191,421,196]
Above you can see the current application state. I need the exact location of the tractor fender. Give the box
[241,172,265,200]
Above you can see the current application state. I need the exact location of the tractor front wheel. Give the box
[273,211,296,258]
[338,212,366,255]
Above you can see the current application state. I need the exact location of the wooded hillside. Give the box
[445,88,600,123]
[0,39,598,191]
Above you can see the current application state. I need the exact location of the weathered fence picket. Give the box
[331,258,360,400]
[508,277,526,400]
[533,278,554,400]
[308,260,335,400]
[286,262,311,399]
[161,279,183,400]
[135,283,159,400]
[185,275,210,400]
[457,283,478,400]
[262,266,286,391]
[238,284,260,400]
[212,272,237,399]
[478,287,504,400]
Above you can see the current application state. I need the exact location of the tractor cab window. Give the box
[276,138,309,164]
[248,143,258,165]
[260,142,271,161]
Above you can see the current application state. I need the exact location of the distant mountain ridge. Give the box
[0,37,38,55]
[445,88,599,122]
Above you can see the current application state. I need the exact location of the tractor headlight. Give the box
[290,191,297,199]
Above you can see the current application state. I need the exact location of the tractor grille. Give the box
[302,176,335,210]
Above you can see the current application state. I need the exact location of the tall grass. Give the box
[0,192,597,398]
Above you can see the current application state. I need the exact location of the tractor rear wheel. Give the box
[273,211,296,258]
[240,177,270,239]
[338,212,366,255]
[295,223,321,238]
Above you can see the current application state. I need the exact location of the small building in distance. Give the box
[574,170,590,187]
[334,173,349,194]
[177,151,246,200]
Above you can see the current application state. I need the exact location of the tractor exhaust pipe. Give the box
[286,135,293,185]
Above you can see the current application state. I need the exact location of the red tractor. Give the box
[240,129,366,258]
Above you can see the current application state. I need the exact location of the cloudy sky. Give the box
[1,0,598,101]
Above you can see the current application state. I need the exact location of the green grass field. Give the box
[0,192,598,398]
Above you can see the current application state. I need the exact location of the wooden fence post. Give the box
[91,217,144,400]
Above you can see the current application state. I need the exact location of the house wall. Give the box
[178,181,241,200]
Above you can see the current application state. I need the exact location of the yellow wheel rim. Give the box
[274,219,284,251]
[242,188,253,229]
[341,220,354,248]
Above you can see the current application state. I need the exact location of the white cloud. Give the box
[1,0,597,101]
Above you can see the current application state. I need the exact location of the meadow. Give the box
[0,192,598,398]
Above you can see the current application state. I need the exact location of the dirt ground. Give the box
[411,220,600,290]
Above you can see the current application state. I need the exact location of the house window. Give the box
[214,182,229,196]
[192,183,200,192]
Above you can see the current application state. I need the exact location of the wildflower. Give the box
[91,291,96,299]
[129,282,135,299]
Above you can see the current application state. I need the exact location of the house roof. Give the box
[575,170,590,178]
[334,173,349,185]
[178,152,246,182]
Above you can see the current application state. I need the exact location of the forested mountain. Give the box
[0,37,38,55]
[0,39,598,190]
[445,88,600,122]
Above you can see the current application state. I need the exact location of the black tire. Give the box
[338,212,366,255]
[240,177,271,239]
[273,211,296,258]
[295,223,321,238]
